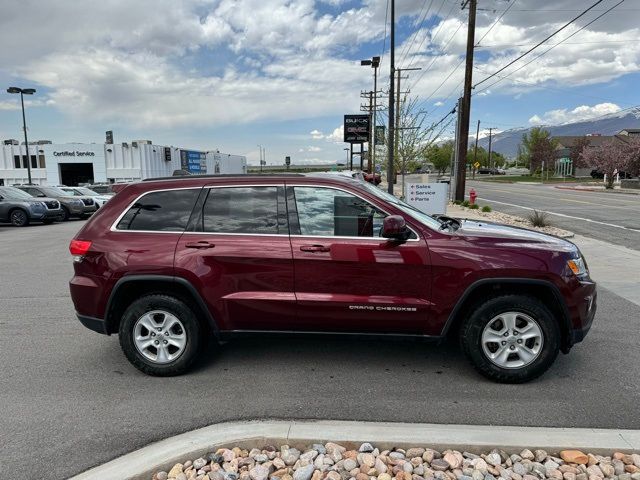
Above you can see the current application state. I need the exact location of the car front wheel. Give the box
[460,294,560,383]
[10,209,30,227]
[119,294,202,376]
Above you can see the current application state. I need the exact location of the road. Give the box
[466,180,640,250]
[1,221,639,479]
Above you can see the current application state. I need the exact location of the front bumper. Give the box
[31,209,64,221]
[567,281,597,347]
[82,204,97,214]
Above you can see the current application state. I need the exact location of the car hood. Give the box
[19,196,58,204]
[455,219,577,253]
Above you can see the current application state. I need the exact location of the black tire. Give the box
[10,208,30,227]
[43,219,54,225]
[459,294,560,383]
[61,206,70,221]
[119,294,202,376]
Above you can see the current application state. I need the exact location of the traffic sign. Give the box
[474,162,480,168]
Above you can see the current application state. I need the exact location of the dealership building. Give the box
[0,139,247,186]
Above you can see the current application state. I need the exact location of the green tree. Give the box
[427,141,454,175]
[520,127,558,173]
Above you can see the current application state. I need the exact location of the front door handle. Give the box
[300,244,330,253]
[185,241,216,249]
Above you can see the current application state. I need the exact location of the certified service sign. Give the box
[405,182,448,215]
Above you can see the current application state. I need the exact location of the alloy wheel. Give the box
[481,311,544,369]
[133,310,187,364]
[11,210,28,226]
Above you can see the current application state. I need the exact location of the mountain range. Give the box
[475,107,640,158]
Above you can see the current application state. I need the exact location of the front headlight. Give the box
[74,200,84,206]
[30,202,45,211]
[567,256,588,277]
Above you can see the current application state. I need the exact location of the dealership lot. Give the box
[1,221,639,479]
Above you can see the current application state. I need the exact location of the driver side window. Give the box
[293,186,386,237]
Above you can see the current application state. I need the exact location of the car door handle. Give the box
[185,241,216,249]
[300,244,330,253]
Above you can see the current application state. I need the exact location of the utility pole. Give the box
[472,119,480,179]
[487,127,494,169]
[360,90,375,172]
[387,0,395,194]
[454,0,477,201]
[393,67,421,197]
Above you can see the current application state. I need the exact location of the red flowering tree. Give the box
[580,137,640,188]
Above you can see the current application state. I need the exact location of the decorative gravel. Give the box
[152,442,640,480]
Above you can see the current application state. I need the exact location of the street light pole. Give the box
[7,87,36,184]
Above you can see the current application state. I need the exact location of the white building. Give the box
[0,139,247,186]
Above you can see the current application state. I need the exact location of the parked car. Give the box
[69,174,596,383]
[87,184,117,195]
[16,185,96,220]
[0,186,63,226]
[478,167,504,175]
[60,186,112,209]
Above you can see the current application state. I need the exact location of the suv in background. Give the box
[0,186,63,226]
[17,185,96,220]
[61,186,112,209]
[69,174,596,383]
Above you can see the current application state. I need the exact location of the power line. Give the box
[401,0,456,70]
[475,0,625,94]
[473,0,606,89]
[477,39,629,48]
[397,0,436,67]
[380,0,390,65]
[474,0,517,47]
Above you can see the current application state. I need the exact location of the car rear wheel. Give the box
[119,294,202,376]
[460,294,560,383]
[10,209,30,227]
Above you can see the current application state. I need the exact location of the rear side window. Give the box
[116,189,200,231]
[201,186,286,234]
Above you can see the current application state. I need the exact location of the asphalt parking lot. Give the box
[1,220,639,479]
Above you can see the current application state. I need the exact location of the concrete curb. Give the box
[70,420,640,480]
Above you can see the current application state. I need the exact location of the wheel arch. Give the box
[9,206,30,225]
[105,275,219,338]
[441,278,572,351]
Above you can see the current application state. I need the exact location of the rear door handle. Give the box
[300,244,330,253]
[185,241,216,249]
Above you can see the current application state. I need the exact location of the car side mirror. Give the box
[382,215,411,242]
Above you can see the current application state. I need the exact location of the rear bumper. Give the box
[77,313,109,335]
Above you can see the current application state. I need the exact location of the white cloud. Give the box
[528,103,622,125]
[310,129,324,139]
[434,101,444,107]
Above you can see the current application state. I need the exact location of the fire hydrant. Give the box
[469,188,477,205]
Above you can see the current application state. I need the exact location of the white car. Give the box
[61,186,112,208]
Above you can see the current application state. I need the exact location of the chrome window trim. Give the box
[286,183,422,242]
[109,182,422,242]
[109,186,203,233]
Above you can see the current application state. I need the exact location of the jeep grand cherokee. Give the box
[69,174,596,383]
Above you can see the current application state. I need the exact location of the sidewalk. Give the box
[447,205,640,307]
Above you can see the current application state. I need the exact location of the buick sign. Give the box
[344,114,370,143]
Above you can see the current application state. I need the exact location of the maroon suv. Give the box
[69,174,596,382]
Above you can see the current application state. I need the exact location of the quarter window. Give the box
[116,189,200,231]
[201,186,285,234]
[293,186,386,237]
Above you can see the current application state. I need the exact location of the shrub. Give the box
[481,205,492,212]
[453,200,462,205]
[469,203,480,210]
[462,200,470,207]
[528,210,550,227]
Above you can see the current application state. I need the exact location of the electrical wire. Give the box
[473,0,606,88]
[474,0,625,94]
[397,0,436,67]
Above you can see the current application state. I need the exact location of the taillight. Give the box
[69,239,92,256]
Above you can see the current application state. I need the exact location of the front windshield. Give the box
[360,182,442,230]
[0,187,35,200]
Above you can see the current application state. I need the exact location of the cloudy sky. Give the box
[0,0,638,165]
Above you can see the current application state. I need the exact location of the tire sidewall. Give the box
[461,295,560,383]
[11,209,29,227]
[119,295,201,376]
